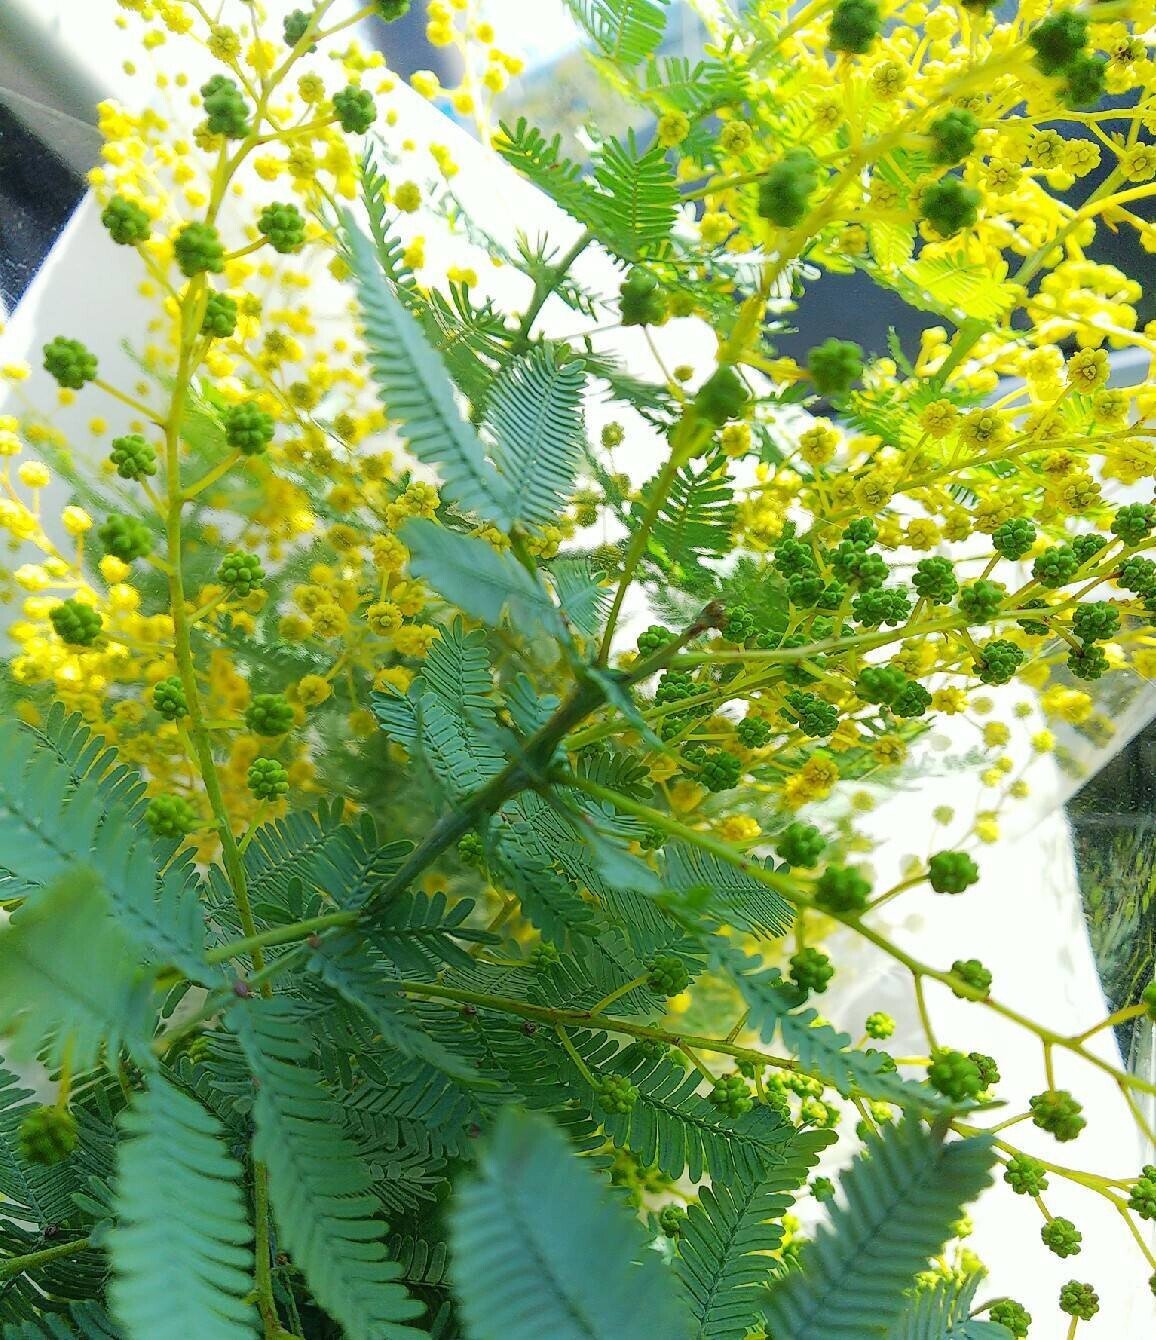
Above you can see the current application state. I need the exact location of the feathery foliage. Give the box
[109,1080,254,1340]
[763,1119,997,1339]
[236,1001,426,1340]
[345,222,514,527]
[450,1107,693,1340]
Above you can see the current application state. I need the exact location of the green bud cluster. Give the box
[928,851,979,894]
[827,0,882,54]
[736,716,772,749]
[1032,544,1079,589]
[1004,1153,1048,1195]
[152,676,188,721]
[913,555,958,602]
[989,1300,1031,1336]
[783,690,838,738]
[333,86,376,134]
[685,746,742,792]
[283,8,317,49]
[776,821,826,868]
[146,793,197,839]
[224,401,275,454]
[920,176,980,236]
[1041,1216,1082,1258]
[790,947,835,995]
[865,1011,895,1040]
[927,1048,983,1101]
[247,757,290,801]
[18,1106,78,1166]
[807,338,863,399]
[692,367,749,427]
[98,513,153,563]
[201,291,239,338]
[258,202,307,254]
[43,336,98,389]
[973,639,1024,686]
[101,194,151,245]
[218,550,266,596]
[1112,502,1155,547]
[950,958,992,998]
[50,599,102,646]
[647,954,691,996]
[245,693,295,736]
[709,1074,754,1117]
[530,942,561,970]
[1058,1280,1098,1320]
[992,518,1035,560]
[595,1074,639,1115]
[928,109,979,166]
[201,74,250,138]
[758,150,819,227]
[619,268,668,327]
[852,586,912,628]
[637,625,674,657]
[814,865,871,914]
[958,579,1005,623]
[1029,1088,1086,1142]
[109,433,158,481]
[174,222,225,277]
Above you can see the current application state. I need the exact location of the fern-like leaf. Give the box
[721,949,946,1110]
[548,558,609,638]
[0,715,209,978]
[762,1118,996,1340]
[589,132,678,258]
[450,1106,694,1340]
[309,931,474,1076]
[892,1271,1012,1339]
[109,1080,254,1340]
[677,1131,830,1339]
[402,518,563,640]
[346,221,514,526]
[563,0,670,64]
[485,348,587,529]
[0,872,154,1070]
[644,452,735,575]
[663,843,793,940]
[235,1000,425,1340]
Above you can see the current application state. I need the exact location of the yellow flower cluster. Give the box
[0,0,526,844]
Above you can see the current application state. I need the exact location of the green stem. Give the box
[206,911,357,965]
[0,1236,91,1279]
[562,773,1156,1100]
[588,975,649,1016]
[387,979,800,1073]
[163,288,265,976]
[511,228,595,352]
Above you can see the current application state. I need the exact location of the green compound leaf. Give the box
[563,0,670,65]
[235,1000,426,1340]
[346,220,514,527]
[0,870,155,1071]
[402,517,563,641]
[486,348,587,530]
[720,948,947,1111]
[677,1131,830,1339]
[892,1270,1013,1339]
[450,1106,694,1340]
[109,1080,254,1340]
[762,1118,997,1340]
[0,710,210,979]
